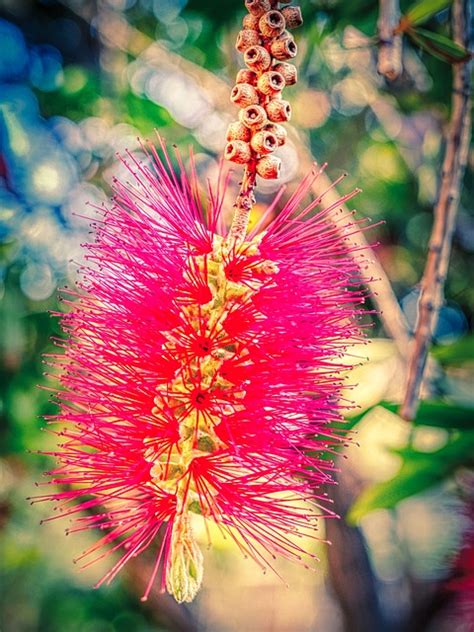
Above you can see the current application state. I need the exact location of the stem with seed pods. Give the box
[227,0,302,244]
[400,0,472,421]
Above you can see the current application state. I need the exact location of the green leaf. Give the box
[392,430,474,460]
[405,0,452,26]
[342,409,371,428]
[431,336,474,365]
[408,26,472,63]
[345,398,474,430]
[377,400,474,430]
[347,431,474,523]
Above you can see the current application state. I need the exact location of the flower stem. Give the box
[400,0,472,421]
[228,162,257,245]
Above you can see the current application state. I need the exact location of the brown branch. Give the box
[377,0,403,80]
[400,0,472,421]
[228,163,257,244]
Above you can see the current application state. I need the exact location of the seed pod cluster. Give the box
[225,0,302,179]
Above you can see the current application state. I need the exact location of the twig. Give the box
[377,0,403,79]
[400,0,472,421]
[228,163,257,245]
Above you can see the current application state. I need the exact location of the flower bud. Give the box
[236,68,258,85]
[266,98,292,123]
[225,140,252,164]
[281,6,303,29]
[242,13,260,30]
[166,517,204,604]
[239,104,267,129]
[226,121,252,142]
[251,130,278,155]
[263,122,287,146]
[258,10,286,38]
[257,70,286,96]
[230,83,259,107]
[244,45,272,72]
[273,62,297,85]
[235,29,260,53]
[256,155,281,179]
[270,33,297,60]
[245,0,271,16]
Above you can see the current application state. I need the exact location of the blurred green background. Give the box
[0,1,473,631]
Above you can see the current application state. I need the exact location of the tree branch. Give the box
[377,0,403,80]
[400,0,472,420]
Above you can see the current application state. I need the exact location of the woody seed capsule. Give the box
[236,69,258,85]
[244,45,272,72]
[230,83,259,107]
[273,62,297,86]
[242,14,260,30]
[239,104,267,129]
[281,6,303,29]
[266,98,292,123]
[235,29,260,53]
[226,121,252,142]
[256,154,281,179]
[263,122,287,146]
[257,70,286,96]
[224,140,252,164]
[258,10,286,38]
[245,0,271,16]
[251,130,278,155]
[270,33,298,60]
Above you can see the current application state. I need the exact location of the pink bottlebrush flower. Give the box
[38,140,368,603]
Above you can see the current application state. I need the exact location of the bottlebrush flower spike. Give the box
[37,140,368,603]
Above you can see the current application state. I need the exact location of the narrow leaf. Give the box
[431,336,474,365]
[379,400,474,430]
[348,431,474,523]
[392,430,474,460]
[408,26,472,63]
[346,399,474,430]
[406,0,452,26]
